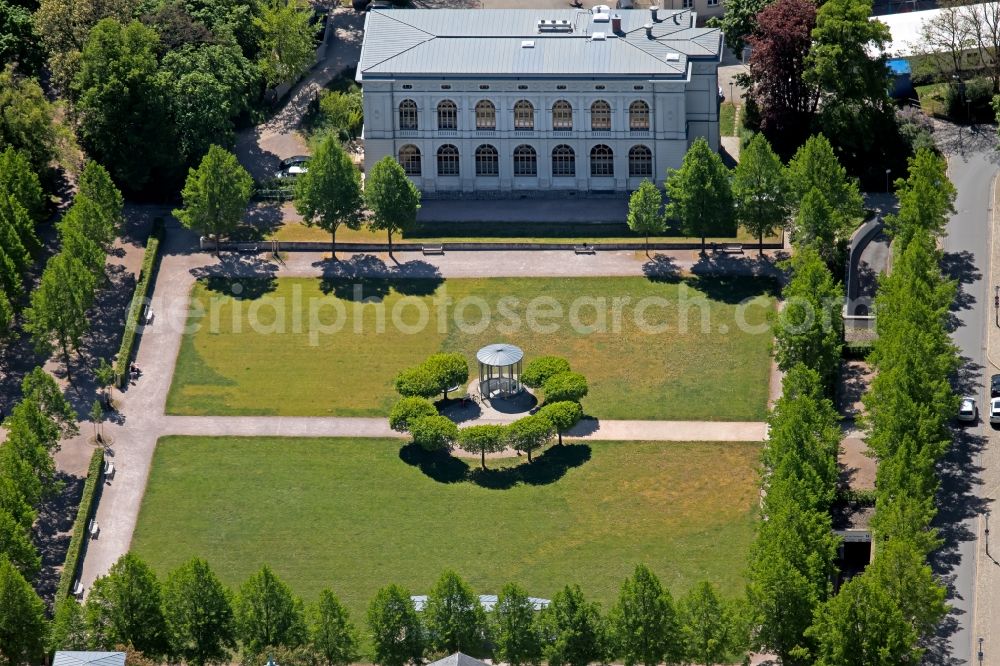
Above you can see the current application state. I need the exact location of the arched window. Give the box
[475,100,496,130]
[591,100,611,130]
[398,145,421,176]
[513,145,537,177]
[437,100,457,130]
[475,145,498,176]
[590,144,614,177]
[437,144,459,176]
[399,100,418,130]
[514,100,534,130]
[551,145,575,177]
[629,100,650,131]
[552,100,573,130]
[628,145,653,177]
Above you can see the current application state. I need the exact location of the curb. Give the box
[203,239,786,253]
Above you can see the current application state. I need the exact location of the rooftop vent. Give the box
[537,18,573,32]
[644,22,653,38]
[521,40,535,48]
[665,52,679,61]
[611,14,622,33]
[592,31,606,40]
[593,11,610,22]
[651,5,659,21]
[593,4,612,12]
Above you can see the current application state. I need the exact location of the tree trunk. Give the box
[481,450,486,470]
[759,232,764,257]
[528,448,533,463]
[388,229,394,258]
[62,342,73,384]
[213,233,220,258]
[701,234,707,255]
[331,227,338,261]
[645,235,650,258]
[558,431,563,445]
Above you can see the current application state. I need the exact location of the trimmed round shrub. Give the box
[538,401,584,444]
[505,414,554,462]
[424,352,469,398]
[457,424,508,468]
[389,397,438,433]
[394,365,440,399]
[521,356,571,389]
[542,371,589,404]
[409,415,459,452]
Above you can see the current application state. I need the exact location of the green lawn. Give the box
[166,276,775,420]
[720,101,737,137]
[132,437,761,619]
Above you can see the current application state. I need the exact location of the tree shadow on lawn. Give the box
[399,442,591,489]
[317,254,444,301]
[192,254,280,299]
[685,273,782,305]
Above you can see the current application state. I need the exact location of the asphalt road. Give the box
[938,125,998,665]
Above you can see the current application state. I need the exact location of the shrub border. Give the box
[55,447,105,603]
[114,219,164,388]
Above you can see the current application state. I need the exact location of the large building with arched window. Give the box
[357,6,722,195]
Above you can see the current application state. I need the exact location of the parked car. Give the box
[958,397,978,423]
[275,165,308,179]
[990,398,1000,424]
[991,373,1000,397]
[279,155,310,169]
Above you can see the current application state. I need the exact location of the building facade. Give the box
[357,7,723,195]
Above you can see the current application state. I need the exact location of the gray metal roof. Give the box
[53,653,126,666]
[359,8,722,79]
[428,654,490,666]
[476,343,524,367]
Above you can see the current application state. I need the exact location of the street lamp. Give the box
[729,81,734,102]
[885,168,891,193]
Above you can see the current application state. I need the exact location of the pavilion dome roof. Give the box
[476,343,524,367]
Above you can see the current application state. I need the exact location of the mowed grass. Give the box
[166,276,775,420]
[132,437,761,619]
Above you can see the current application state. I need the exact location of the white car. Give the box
[275,165,308,179]
[957,397,977,423]
[990,398,1000,424]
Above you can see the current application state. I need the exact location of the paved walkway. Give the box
[75,224,779,592]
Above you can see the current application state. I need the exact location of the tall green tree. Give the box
[609,564,682,666]
[59,195,112,276]
[806,570,921,666]
[714,0,770,57]
[86,552,169,656]
[678,582,745,666]
[365,156,421,257]
[0,67,55,173]
[162,558,236,666]
[493,582,543,666]
[665,138,735,253]
[786,135,863,247]
[425,570,489,656]
[367,583,425,666]
[0,555,48,666]
[255,0,315,88]
[540,584,605,666]
[294,134,362,259]
[626,179,664,256]
[732,133,791,255]
[24,252,96,374]
[78,160,124,233]
[885,148,956,246]
[772,248,844,390]
[0,509,40,579]
[308,590,359,666]
[49,596,89,652]
[234,565,306,656]
[793,189,840,264]
[173,145,253,250]
[0,146,45,228]
[72,19,172,192]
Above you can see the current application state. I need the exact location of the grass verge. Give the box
[720,101,737,137]
[166,276,776,420]
[132,437,761,620]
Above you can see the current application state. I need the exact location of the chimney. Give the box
[651,5,659,21]
[644,22,653,38]
[611,14,622,33]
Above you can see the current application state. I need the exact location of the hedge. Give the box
[114,218,164,388]
[842,340,875,360]
[55,447,105,603]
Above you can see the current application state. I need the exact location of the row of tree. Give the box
[0,147,45,336]
[23,161,122,376]
[36,554,746,666]
[627,132,863,262]
[727,0,919,183]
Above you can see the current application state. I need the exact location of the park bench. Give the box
[88,519,100,539]
[720,243,744,254]
[574,244,596,255]
[104,460,115,480]
[72,580,84,598]
[422,244,445,255]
